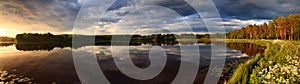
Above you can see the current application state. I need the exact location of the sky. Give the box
[0,0,299,37]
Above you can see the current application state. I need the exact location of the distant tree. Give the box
[261,22,269,39]
[269,20,276,39]
[225,13,300,41]
[294,14,300,40]
[287,14,295,40]
[278,16,287,40]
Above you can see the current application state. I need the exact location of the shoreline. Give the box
[224,39,300,83]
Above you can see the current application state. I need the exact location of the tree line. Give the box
[226,14,300,40]
[0,36,15,42]
[15,33,211,45]
[16,33,72,44]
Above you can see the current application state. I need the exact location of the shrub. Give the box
[250,55,300,83]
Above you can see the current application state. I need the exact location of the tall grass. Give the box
[227,54,262,84]
[227,39,300,84]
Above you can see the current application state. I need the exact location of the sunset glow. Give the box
[0,29,14,37]
[1,0,295,37]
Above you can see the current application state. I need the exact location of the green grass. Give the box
[227,54,262,84]
[225,39,300,84]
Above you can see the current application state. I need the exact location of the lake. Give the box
[0,42,265,84]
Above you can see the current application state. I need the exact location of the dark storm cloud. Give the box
[213,0,300,20]
[190,27,208,32]
[107,0,135,10]
[144,0,197,16]
[115,0,300,22]
[100,18,120,23]
[107,0,197,16]
[2,0,300,35]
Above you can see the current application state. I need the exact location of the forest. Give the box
[226,14,300,40]
[15,33,210,45]
[0,36,15,42]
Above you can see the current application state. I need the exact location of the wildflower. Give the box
[268,61,273,64]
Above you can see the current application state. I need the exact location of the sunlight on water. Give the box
[0,43,265,83]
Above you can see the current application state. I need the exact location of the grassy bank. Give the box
[224,39,300,83]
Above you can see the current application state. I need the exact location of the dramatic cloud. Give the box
[219,19,270,32]
[0,0,81,36]
[0,0,299,37]
[213,0,300,20]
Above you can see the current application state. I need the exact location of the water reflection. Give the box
[0,48,80,84]
[226,43,265,56]
[16,44,63,51]
[14,41,180,51]
[0,43,14,47]
[0,42,265,84]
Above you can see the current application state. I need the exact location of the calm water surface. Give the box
[0,43,265,84]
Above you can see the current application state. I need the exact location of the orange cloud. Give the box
[0,0,80,37]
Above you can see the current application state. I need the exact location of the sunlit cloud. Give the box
[0,0,80,37]
[0,0,299,37]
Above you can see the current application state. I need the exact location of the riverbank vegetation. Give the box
[223,13,300,84]
[226,39,300,84]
